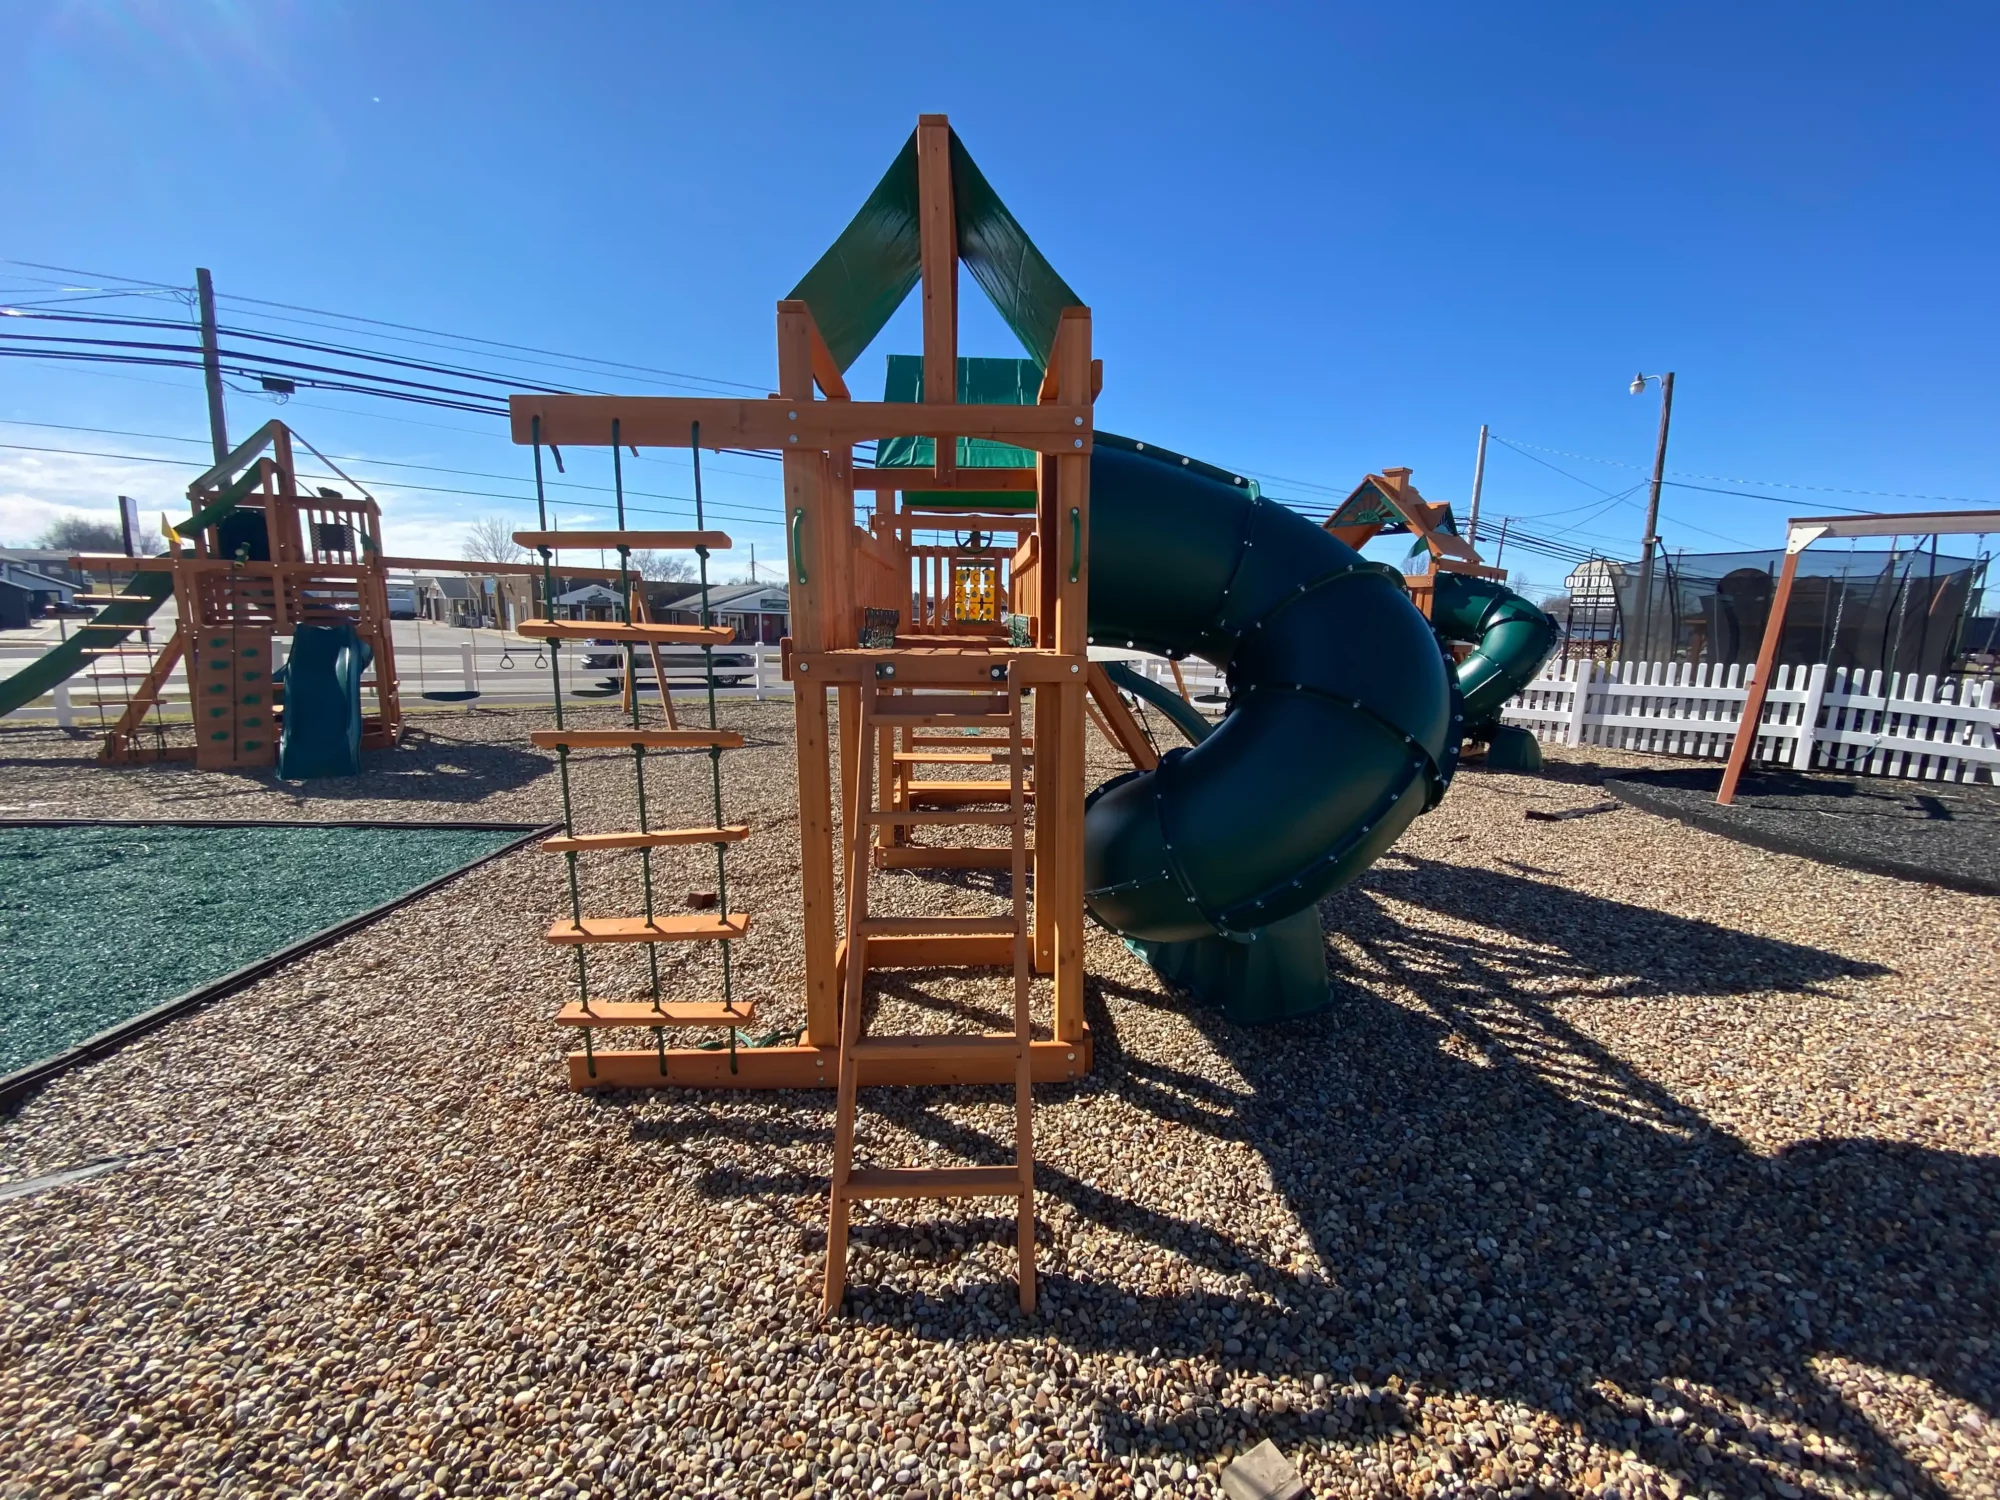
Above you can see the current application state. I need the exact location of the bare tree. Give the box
[630,550,696,583]
[39,515,160,555]
[462,516,524,566]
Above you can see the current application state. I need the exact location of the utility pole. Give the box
[1632,371,1676,657]
[196,268,228,466]
[1467,423,1489,544]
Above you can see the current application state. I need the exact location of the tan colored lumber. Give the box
[855,915,1017,938]
[543,913,750,945]
[841,1166,1025,1200]
[562,1033,1090,1090]
[508,396,1094,454]
[873,846,1021,870]
[541,825,748,853]
[555,1000,757,1028]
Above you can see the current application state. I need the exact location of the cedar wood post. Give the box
[777,301,842,1045]
[1052,308,1091,1041]
[1716,532,1808,805]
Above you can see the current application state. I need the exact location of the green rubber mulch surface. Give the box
[0,825,524,1077]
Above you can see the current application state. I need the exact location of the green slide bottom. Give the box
[276,623,372,779]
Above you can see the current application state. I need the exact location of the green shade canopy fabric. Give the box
[785,127,1082,374]
[874,355,1039,511]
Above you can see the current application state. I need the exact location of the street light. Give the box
[1630,371,1676,659]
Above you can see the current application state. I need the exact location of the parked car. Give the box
[583,641,758,687]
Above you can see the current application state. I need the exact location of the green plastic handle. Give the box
[790,509,808,584]
[1069,507,1081,583]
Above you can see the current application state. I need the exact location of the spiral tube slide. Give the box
[1082,437,1456,946]
[1427,570,1559,735]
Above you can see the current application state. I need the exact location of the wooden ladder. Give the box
[825,658,1038,1313]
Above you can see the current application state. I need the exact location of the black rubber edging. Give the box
[0,817,543,831]
[1603,778,2000,898]
[0,819,554,1112]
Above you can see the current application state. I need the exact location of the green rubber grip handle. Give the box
[790,509,808,584]
[1069,507,1081,583]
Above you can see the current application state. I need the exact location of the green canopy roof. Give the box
[786,128,1082,373]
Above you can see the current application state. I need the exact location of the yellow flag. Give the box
[161,512,182,546]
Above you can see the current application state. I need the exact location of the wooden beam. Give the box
[544,913,751,945]
[509,395,1092,453]
[854,467,1037,492]
[1716,541,1804,805]
[790,650,1086,684]
[1086,661,1160,770]
[379,555,630,581]
[918,113,959,487]
[807,317,850,401]
[779,301,843,1048]
[564,1031,1091,1090]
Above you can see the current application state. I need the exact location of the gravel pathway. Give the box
[1,708,1995,1500]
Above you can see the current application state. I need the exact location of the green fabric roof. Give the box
[786,127,1082,373]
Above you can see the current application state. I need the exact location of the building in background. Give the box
[657,582,789,644]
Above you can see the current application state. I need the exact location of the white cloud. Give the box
[0,447,181,546]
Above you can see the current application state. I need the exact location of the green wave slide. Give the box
[1082,435,1557,1023]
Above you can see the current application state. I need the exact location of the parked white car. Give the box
[582,641,758,687]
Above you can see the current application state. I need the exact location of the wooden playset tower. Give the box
[71,421,405,767]
[510,115,1097,1309]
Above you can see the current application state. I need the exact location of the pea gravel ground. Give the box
[0,704,1994,1500]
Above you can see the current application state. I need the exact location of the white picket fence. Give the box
[1502,659,2000,783]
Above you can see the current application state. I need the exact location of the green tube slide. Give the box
[1082,436,1559,1021]
[1083,436,1457,953]
[1427,569,1559,770]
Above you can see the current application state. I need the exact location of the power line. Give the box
[0,439,788,533]
[1496,434,1985,506]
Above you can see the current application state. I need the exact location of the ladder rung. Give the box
[862,809,1016,826]
[851,1034,1022,1062]
[530,729,743,750]
[876,714,1016,729]
[875,692,1008,715]
[857,915,1018,937]
[512,529,731,551]
[841,1166,1026,1201]
[519,619,735,645]
[890,750,1027,765]
[544,913,750,945]
[543,825,749,852]
[874,846,1022,869]
[905,780,1024,803]
[555,1000,756,1028]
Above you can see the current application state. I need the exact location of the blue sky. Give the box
[3,1,1996,595]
